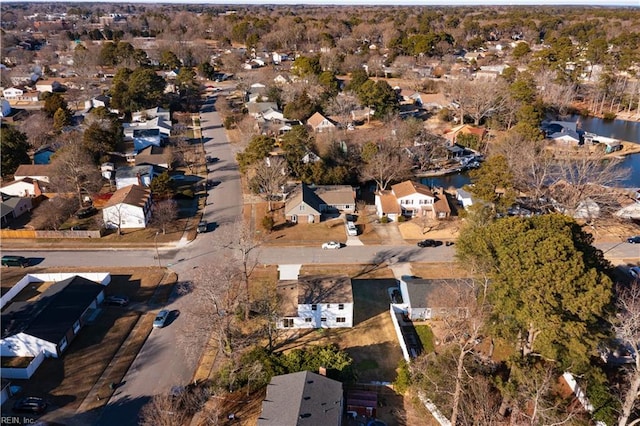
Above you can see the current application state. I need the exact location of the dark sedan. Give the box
[417,239,443,248]
[627,236,640,244]
[13,396,47,414]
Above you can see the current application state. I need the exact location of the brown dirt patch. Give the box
[409,262,472,279]
[398,218,462,241]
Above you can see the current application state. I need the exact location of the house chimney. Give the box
[318,366,327,376]
[136,172,142,186]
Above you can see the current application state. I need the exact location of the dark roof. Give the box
[1,276,104,344]
[403,278,474,309]
[277,275,353,317]
[285,183,324,216]
[258,371,343,426]
[115,165,154,180]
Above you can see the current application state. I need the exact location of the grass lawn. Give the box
[414,325,436,353]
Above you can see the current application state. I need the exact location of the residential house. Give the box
[0,274,110,363]
[615,200,640,220]
[277,275,354,329]
[375,180,451,220]
[33,145,56,165]
[35,79,62,93]
[0,99,11,117]
[2,87,24,99]
[273,74,290,85]
[246,102,279,119]
[135,145,170,169]
[114,165,156,190]
[284,184,355,223]
[123,108,172,152]
[272,52,289,65]
[91,95,111,109]
[0,177,46,198]
[258,371,343,426]
[398,277,473,321]
[443,124,487,147]
[307,112,337,133]
[456,188,474,209]
[13,164,53,183]
[102,184,152,230]
[0,194,32,227]
[542,121,581,145]
[302,151,321,164]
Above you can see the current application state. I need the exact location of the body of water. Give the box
[422,116,640,189]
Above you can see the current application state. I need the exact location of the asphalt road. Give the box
[95,94,245,426]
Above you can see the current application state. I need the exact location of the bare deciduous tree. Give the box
[614,283,640,426]
[180,259,245,359]
[151,199,178,235]
[361,144,413,191]
[139,393,189,426]
[250,156,288,211]
[446,78,508,125]
[49,132,103,208]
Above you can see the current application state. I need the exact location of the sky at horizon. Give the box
[12,0,640,5]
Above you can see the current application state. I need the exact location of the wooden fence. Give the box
[1,229,103,239]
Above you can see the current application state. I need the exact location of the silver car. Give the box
[153,310,169,328]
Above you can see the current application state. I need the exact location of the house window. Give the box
[338,304,344,310]
[282,318,294,328]
[59,336,68,352]
[321,317,327,322]
[305,318,312,323]
[73,320,81,334]
[299,204,305,211]
[336,317,346,323]
[311,304,317,311]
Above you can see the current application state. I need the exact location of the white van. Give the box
[346,221,358,236]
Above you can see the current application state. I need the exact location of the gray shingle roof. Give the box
[1,276,104,344]
[258,371,343,426]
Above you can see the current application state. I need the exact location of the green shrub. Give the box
[379,216,389,223]
[602,112,616,121]
[393,360,411,394]
[397,215,406,222]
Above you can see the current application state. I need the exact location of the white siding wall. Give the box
[103,203,148,229]
[279,302,354,329]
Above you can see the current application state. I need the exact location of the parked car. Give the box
[1,255,29,267]
[627,236,640,244]
[153,310,170,328]
[417,239,442,248]
[105,295,129,306]
[197,221,208,233]
[322,241,341,250]
[346,221,358,236]
[13,396,47,414]
[630,266,640,279]
[75,206,97,219]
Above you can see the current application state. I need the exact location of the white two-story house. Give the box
[277,275,354,329]
[375,180,451,221]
